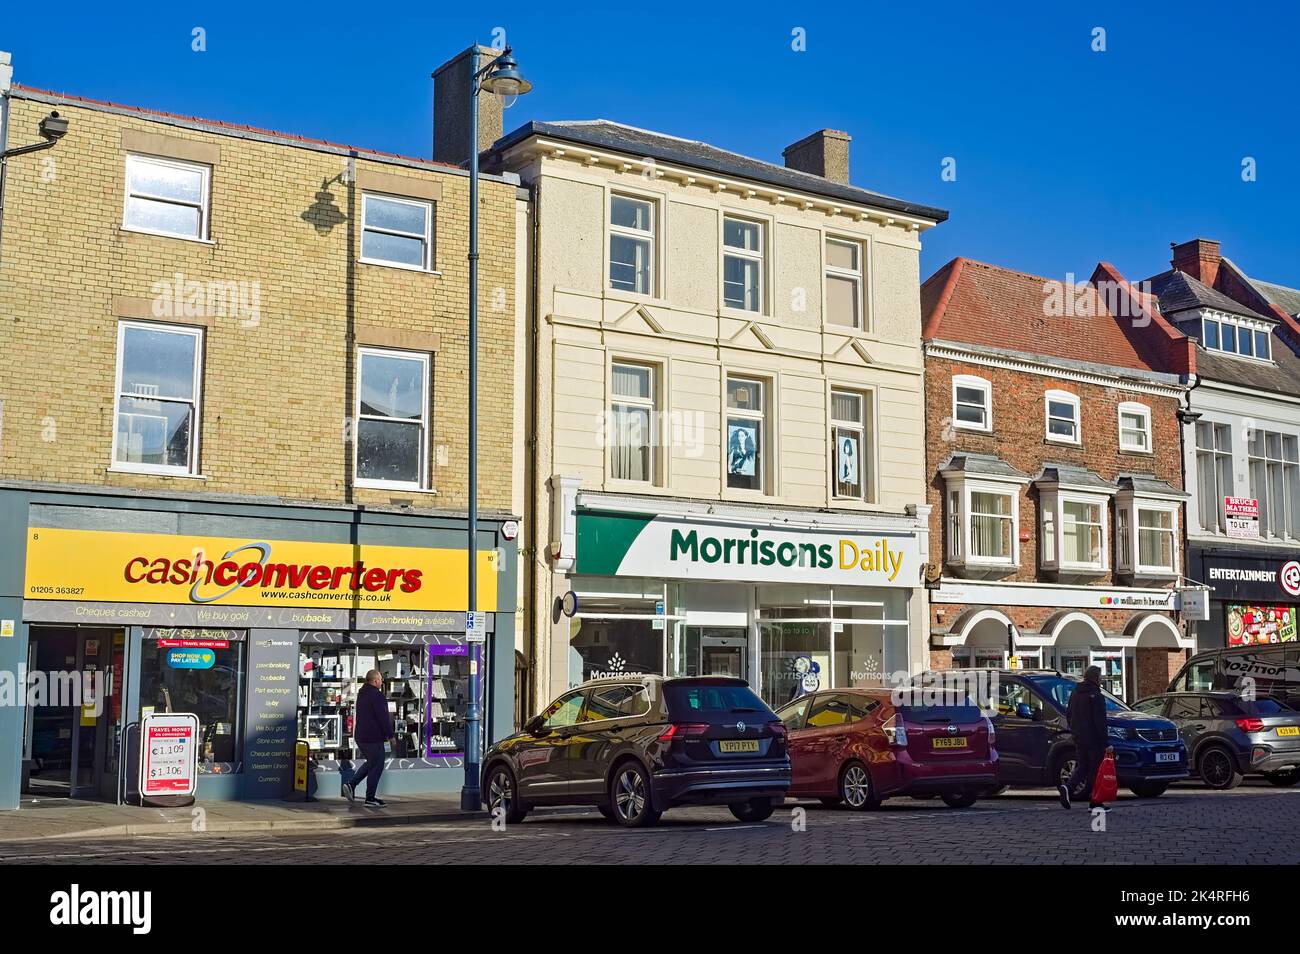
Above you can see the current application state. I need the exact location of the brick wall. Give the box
[0,93,517,512]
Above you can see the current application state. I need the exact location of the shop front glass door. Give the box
[698,629,747,679]
[1058,651,1089,679]
[758,621,831,709]
[1092,651,1126,700]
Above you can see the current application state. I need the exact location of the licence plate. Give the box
[719,739,759,753]
[932,737,967,749]
[1155,752,1180,763]
[1278,726,1300,737]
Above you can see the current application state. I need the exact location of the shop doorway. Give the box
[22,625,123,801]
[684,627,748,680]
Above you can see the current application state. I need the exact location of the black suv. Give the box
[482,676,791,827]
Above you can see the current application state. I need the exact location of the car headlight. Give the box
[1107,725,1133,741]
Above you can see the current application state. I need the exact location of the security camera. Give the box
[39,111,69,140]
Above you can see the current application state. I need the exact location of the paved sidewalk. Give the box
[0,793,479,842]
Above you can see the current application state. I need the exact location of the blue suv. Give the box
[946,670,1189,798]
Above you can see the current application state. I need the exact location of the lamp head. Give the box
[39,110,69,140]
[481,47,532,108]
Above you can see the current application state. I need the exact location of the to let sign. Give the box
[139,712,199,798]
[1224,497,1260,539]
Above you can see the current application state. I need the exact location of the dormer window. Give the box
[1201,313,1273,361]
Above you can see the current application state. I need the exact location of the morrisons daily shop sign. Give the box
[575,509,920,587]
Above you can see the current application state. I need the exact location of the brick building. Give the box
[920,258,1195,701]
[0,54,523,809]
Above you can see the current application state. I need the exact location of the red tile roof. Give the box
[922,257,1192,374]
[11,82,459,171]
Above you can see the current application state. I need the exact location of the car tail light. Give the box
[984,716,996,747]
[768,721,787,738]
[1236,718,1265,733]
[882,714,908,747]
[658,723,709,741]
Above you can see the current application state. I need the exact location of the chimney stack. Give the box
[432,45,504,167]
[1170,238,1222,288]
[782,129,851,184]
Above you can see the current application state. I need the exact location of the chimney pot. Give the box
[782,129,851,184]
[432,45,504,167]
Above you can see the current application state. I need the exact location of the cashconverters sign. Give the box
[575,509,920,587]
[24,528,498,611]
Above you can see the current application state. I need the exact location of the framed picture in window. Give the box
[727,422,758,477]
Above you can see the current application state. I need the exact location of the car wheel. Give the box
[1198,746,1244,790]
[728,797,775,823]
[1265,769,1299,787]
[818,797,843,808]
[485,765,529,825]
[940,791,978,809]
[597,804,616,820]
[839,761,879,811]
[609,761,661,828]
[1129,781,1168,798]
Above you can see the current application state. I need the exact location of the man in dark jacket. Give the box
[1060,665,1109,809]
[344,669,396,807]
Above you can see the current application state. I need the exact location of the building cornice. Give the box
[925,340,1185,398]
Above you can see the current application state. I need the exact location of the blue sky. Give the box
[4,1,1296,286]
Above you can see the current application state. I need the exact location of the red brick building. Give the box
[920,258,1196,700]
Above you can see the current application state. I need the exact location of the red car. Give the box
[775,689,998,809]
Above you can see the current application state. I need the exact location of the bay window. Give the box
[1115,479,1185,579]
[1037,468,1113,578]
[941,467,1027,576]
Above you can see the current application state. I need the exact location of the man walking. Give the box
[344,669,396,808]
[1059,665,1109,809]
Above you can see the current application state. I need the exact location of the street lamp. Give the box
[461,45,533,812]
[1,110,69,159]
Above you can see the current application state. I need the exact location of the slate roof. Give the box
[1147,269,1274,322]
[1116,474,1188,498]
[488,120,948,222]
[938,453,1030,481]
[921,258,1169,373]
[1035,465,1115,493]
[1248,277,1300,318]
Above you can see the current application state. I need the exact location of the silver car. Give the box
[1132,691,1300,789]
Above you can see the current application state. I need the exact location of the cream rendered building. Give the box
[486,121,947,711]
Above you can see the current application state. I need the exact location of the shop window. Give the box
[726,375,767,493]
[567,581,677,683]
[360,193,434,271]
[297,641,470,759]
[609,194,656,295]
[112,321,203,475]
[355,346,430,489]
[609,361,657,483]
[1195,421,1233,533]
[1249,430,1300,540]
[123,153,211,241]
[1044,390,1080,444]
[1118,402,1152,453]
[831,388,873,502]
[138,632,244,773]
[723,216,764,312]
[825,237,865,329]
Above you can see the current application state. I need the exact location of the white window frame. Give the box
[1040,490,1111,574]
[830,387,873,502]
[122,153,211,242]
[724,374,769,495]
[608,193,657,296]
[1200,311,1275,362]
[110,320,204,476]
[608,360,658,485]
[1118,401,1152,453]
[825,236,864,330]
[1248,429,1300,541]
[359,192,434,272]
[1195,421,1234,534]
[1115,491,1181,578]
[942,474,1025,571]
[952,374,992,433]
[1044,389,1081,445]
[354,346,431,491]
[722,216,765,314]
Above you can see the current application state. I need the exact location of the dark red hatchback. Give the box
[776,689,998,809]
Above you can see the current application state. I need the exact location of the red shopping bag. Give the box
[1091,748,1118,805]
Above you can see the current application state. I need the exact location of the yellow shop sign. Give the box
[24,528,498,611]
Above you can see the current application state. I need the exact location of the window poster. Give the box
[1227,604,1298,646]
[838,434,859,486]
[727,421,758,477]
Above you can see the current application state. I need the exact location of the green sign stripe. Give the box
[575,511,653,576]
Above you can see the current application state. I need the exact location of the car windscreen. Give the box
[666,683,773,718]
[1028,676,1127,712]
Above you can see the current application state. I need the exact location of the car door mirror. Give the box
[1015,702,1034,720]
[524,715,546,735]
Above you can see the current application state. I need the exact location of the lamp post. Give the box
[461,45,532,812]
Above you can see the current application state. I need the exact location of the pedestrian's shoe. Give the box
[342,781,355,803]
[1057,784,1071,809]
[364,797,387,808]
